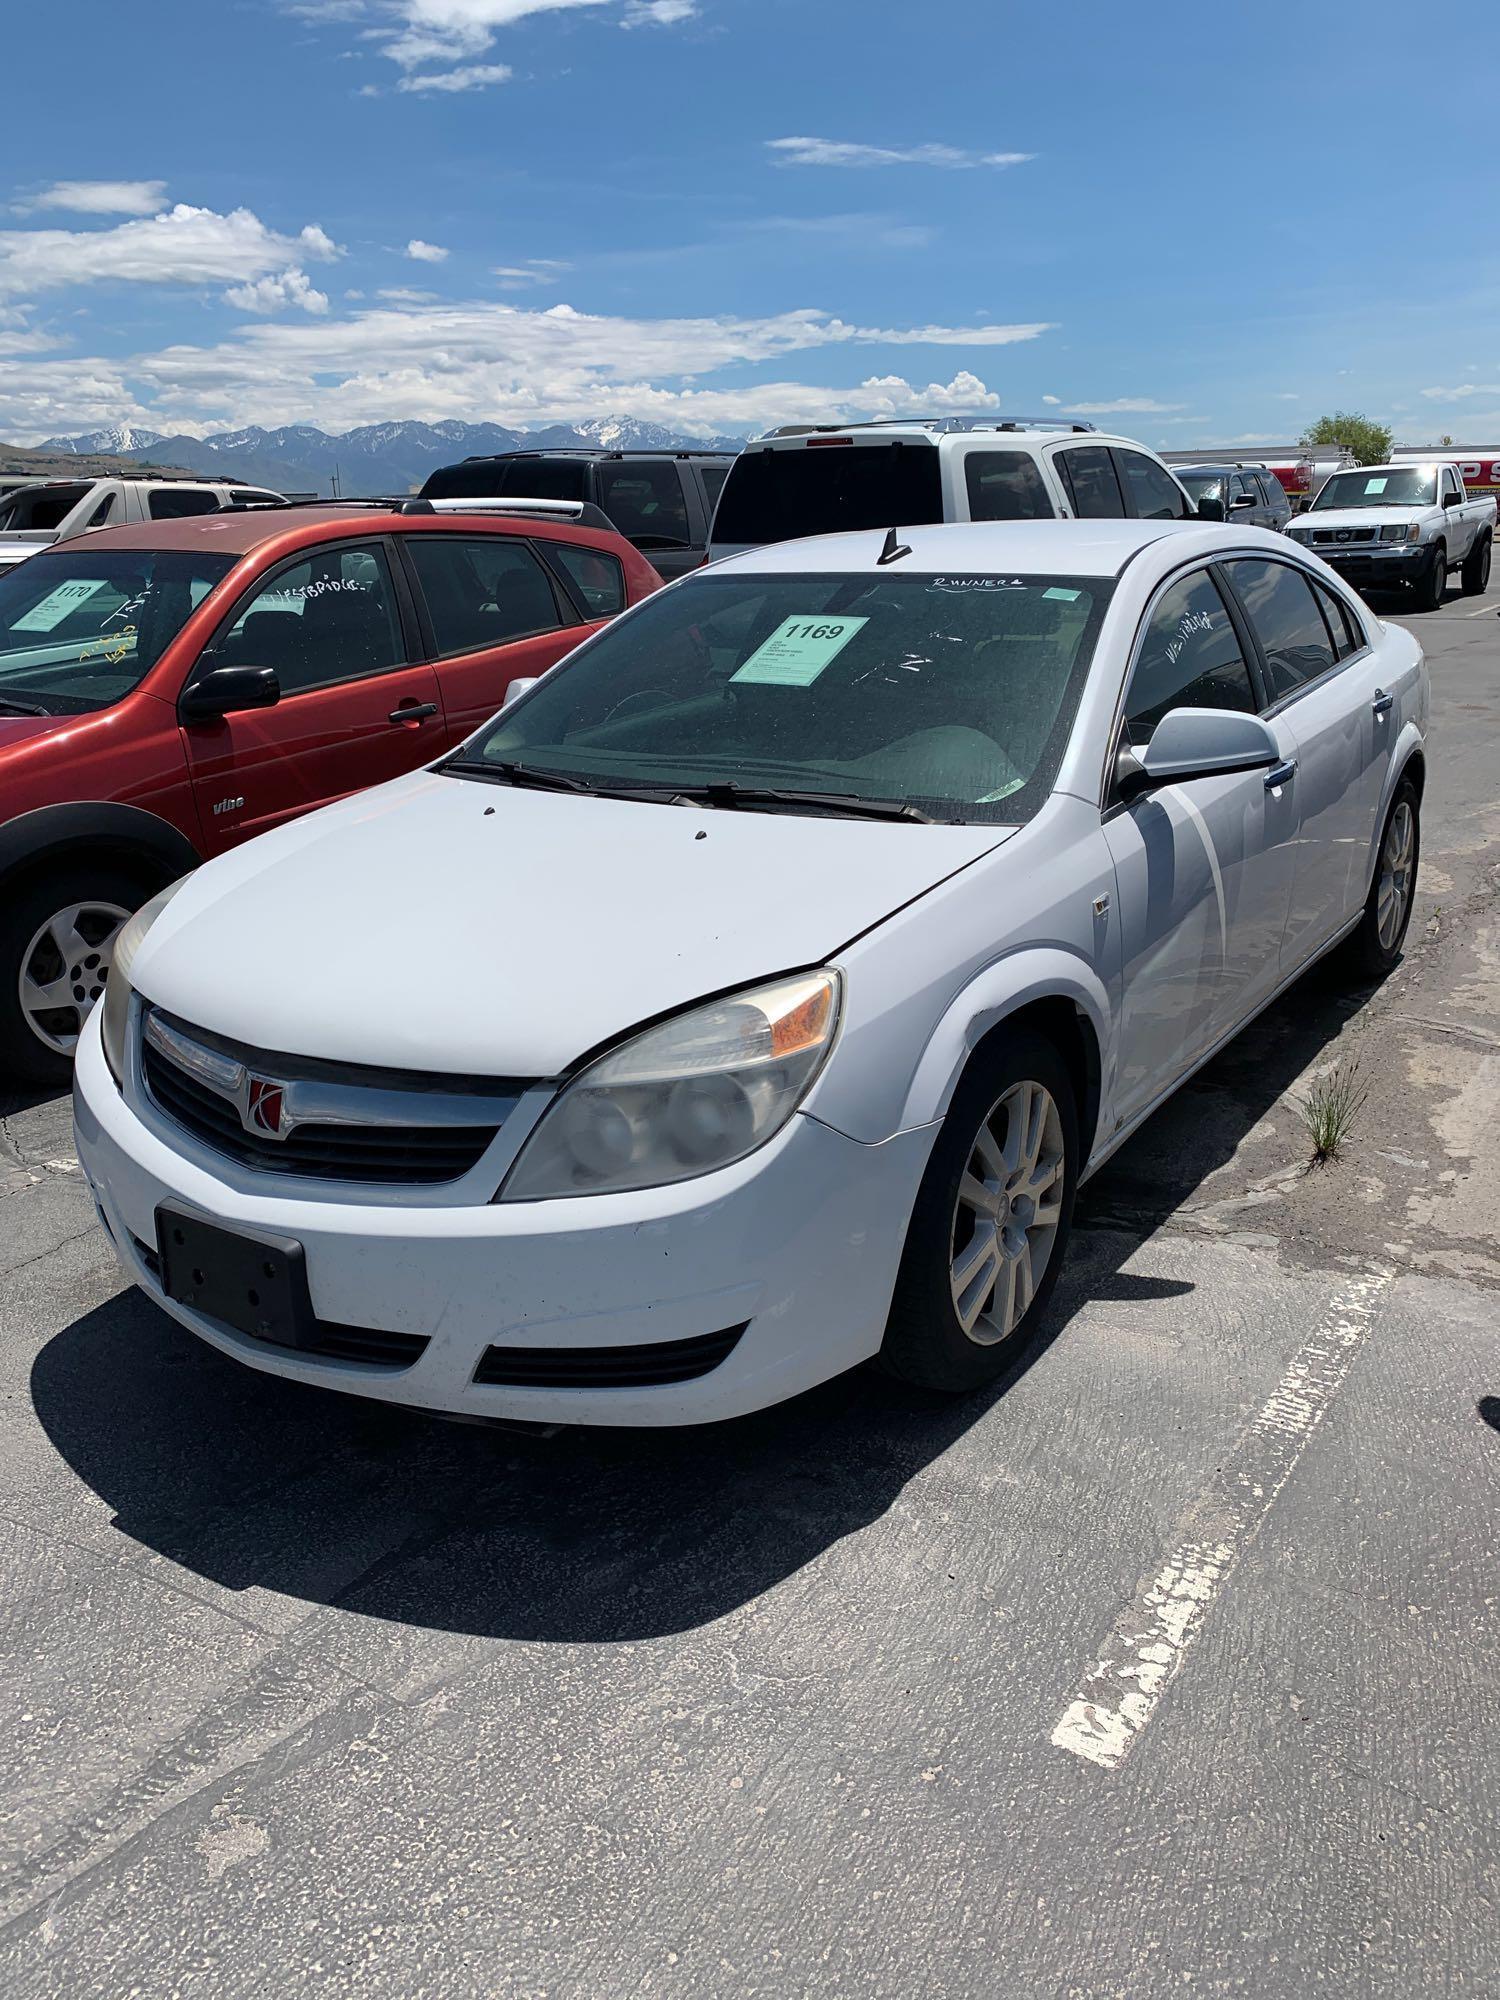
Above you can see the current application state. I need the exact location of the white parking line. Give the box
[1463,603,1495,619]
[1050,1265,1394,1772]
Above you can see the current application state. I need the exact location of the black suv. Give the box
[1173,462,1291,533]
[419,449,737,581]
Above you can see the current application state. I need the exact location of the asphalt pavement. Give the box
[2,577,1498,1998]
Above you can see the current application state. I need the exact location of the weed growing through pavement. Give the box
[1298,1056,1371,1168]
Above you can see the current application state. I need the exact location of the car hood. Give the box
[1299,506,1433,532]
[0,711,78,748]
[133,769,1011,1076]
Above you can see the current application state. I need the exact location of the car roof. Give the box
[453,447,737,462]
[1174,461,1269,474]
[744,426,1153,452]
[705,518,1219,581]
[71,501,629,560]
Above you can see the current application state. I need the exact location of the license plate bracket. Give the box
[155,1204,314,1349]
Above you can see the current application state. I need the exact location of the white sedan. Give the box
[73,519,1427,1424]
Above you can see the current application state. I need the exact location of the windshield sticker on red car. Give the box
[12,578,109,633]
[731,615,868,688]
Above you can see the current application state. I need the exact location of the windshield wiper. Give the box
[0,696,51,717]
[668,781,933,823]
[443,757,597,794]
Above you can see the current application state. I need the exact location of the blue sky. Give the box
[2,0,1499,445]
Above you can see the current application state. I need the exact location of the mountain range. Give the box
[34,417,750,497]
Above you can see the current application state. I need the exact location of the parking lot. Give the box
[2,579,1498,1995]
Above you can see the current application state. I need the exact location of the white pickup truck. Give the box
[0,476,284,576]
[1286,460,1495,609]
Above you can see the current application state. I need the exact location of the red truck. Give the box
[0,499,661,1080]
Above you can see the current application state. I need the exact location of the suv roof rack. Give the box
[220,494,618,531]
[760,415,1099,439]
[454,446,738,464]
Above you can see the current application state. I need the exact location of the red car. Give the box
[0,499,661,1080]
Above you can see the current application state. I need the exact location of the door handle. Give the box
[389,701,439,725]
[1371,690,1395,717]
[1264,758,1297,791]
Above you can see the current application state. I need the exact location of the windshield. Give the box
[452,569,1111,825]
[711,444,942,548]
[1314,468,1438,510]
[0,548,237,714]
[0,484,90,533]
[1177,473,1225,504]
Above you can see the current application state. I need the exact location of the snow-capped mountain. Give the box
[25,415,749,497]
[37,424,167,457]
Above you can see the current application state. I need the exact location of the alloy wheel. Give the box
[949,1079,1066,1345]
[1376,801,1415,953]
[18,900,131,1057]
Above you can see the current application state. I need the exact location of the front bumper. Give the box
[1295,540,1424,587]
[72,1014,935,1426]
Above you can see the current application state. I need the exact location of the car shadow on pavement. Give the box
[30,954,1374,1645]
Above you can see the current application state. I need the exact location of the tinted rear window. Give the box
[711,443,942,547]
[421,458,588,503]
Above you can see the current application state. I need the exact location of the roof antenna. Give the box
[876,525,911,565]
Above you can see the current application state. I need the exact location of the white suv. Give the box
[0,476,284,574]
[708,418,1200,561]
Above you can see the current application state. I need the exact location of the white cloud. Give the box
[1272,392,1299,401]
[0,204,341,301]
[224,268,331,315]
[1420,382,1500,401]
[18,180,169,216]
[1063,397,1184,414]
[0,295,1053,441]
[378,285,440,302]
[406,237,450,261]
[1041,393,1060,405]
[395,60,512,89]
[767,137,1033,170]
[492,258,572,287]
[622,0,695,22]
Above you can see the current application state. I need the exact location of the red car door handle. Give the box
[389,701,439,725]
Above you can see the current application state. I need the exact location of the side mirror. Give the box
[1197,496,1225,522]
[1118,707,1280,801]
[180,664,281,724]
[1229,491,1256,511]
[500,676,539,711]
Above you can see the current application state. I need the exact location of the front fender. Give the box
[0,800,200,893]
[897,947,1113,1149]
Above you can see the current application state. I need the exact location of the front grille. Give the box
[473,1323,748,1389]
[142,1040,502,1185]
[1311,527,1375,545]
[130,1234,429,1369]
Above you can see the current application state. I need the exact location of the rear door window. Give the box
[1312,578,1365,660]
[1126,569,1256,743]
[148,488,221,520]
[964,450,1054,521]
[1117,450,1189,521]
[1056,446,1127,518]
[1223,558,1337,701]
[596,462,691,549]
[710,443,943,547]
[698,464,729,510]
[406,536,563,656]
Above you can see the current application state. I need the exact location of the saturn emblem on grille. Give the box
[245,1077,288,1138]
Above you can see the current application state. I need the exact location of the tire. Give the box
[1461,531,1492,596]
[1413,541,1446,611]
[1344,778,1420,982]
[877,1028,1079,1394]
[0,862,150,1085]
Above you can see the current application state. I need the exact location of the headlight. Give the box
[100,878,188,1084]
[1287,525,1309,543]
[1378,522,1419,543]
[499,970,840,1201]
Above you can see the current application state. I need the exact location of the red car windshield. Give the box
[0,548,236,715]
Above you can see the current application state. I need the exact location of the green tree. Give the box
[1300,411,1393,466]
